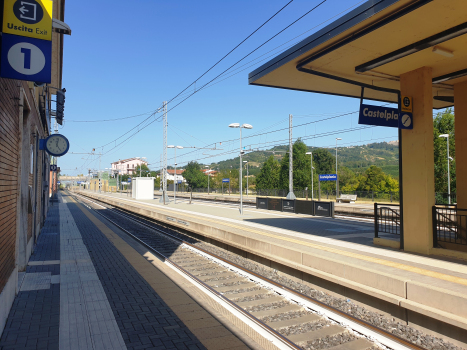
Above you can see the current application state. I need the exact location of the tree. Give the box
[255,156,280,190]
[278,139,312,190]
[312,148,335,175]
[135,164,150,177]
[433,108,455,194]
[356,165,398,192]
[339,166,359,192]
[183,161,208,189]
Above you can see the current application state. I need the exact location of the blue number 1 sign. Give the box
[1,33,51,83]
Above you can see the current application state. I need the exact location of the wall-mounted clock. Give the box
[45,134,70,157]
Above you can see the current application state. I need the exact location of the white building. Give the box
[111,158,148,175]
[166,169,186,183]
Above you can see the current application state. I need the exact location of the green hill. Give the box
[205,141,399,179]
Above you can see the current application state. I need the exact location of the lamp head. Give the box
[229,123,240,128]
[176,146,183,149]
[439,134,449,138]
[241,124,253,129]
[243,161,247,163]
[336,138,342,141]
[306,152,312,155]
[167,145,175,148]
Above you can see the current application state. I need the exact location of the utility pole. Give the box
[286,114,296,199]
[160,101,169,203]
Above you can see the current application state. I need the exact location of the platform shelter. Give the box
[249,0,467,256]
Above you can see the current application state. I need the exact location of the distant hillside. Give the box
[205,141,400,179]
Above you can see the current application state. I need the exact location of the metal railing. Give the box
[435,192,457,205]
[374,203,400,237]
[433,205,467,248]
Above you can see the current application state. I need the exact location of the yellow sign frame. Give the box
[401,95,413,113]
[3,0,53,41]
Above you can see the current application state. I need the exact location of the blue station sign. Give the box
[319,174,337,181]
[358,104,399,128]
[222,178,230,183]
[358,104,413,130]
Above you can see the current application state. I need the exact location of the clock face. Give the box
[45,134,69,157]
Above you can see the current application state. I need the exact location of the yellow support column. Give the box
[454,81,467,210]
[400,67,435,254]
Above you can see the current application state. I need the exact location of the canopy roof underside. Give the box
[249,0,467,108]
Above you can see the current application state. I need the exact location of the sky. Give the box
[58,0,401,176]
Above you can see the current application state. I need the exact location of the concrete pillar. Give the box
[454,81,467,209]
[400,67,435,254]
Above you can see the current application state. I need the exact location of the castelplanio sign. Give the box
[358,103,413,130]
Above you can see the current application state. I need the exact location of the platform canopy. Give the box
[248,0,467,108]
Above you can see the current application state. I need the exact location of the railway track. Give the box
[70,191,423,350]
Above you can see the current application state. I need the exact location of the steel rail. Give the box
[69,192,300,350]
[71,191,427,350]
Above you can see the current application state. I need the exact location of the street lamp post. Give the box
[229,123,253,215]
[335,138,342,199]
[439,134,451,204]
[243,161,249,196]
[205,165,210,194]
[204,165,211,194]
[167,146,183,203]
[306,152,314,200]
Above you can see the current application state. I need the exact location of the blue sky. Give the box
[59,0,399,175]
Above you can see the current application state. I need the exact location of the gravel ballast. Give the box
[186,241,463,350]
[98,205,463,350]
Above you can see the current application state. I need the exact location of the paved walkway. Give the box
[0,193,255,350]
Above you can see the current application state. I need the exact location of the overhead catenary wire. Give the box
[76,0,377,174]
[66,110,157,123]
[148,125,379,169]
[146,108,371,166]
[84,1,350,159]
[167,0,295,105]
[165,0,328,115]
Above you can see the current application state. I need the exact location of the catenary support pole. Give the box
[160,101,169,203]
[240,127,243,214]
[286,114,295,199]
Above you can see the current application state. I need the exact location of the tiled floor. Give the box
[0,193,251,350]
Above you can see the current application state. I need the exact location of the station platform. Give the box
[76,190,467,341]
[0,192,260,350]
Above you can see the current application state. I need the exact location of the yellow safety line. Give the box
[90,193,467,287]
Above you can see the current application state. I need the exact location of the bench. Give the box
[337,194,357,203]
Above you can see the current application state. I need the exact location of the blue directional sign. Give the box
[0,33,51,83]
[319,174,337,181]
[358,104,399,128]
[128,178,131,182]
[222,178,230,183]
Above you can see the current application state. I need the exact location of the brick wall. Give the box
[0,78,49,292]
[0,79,20,291]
